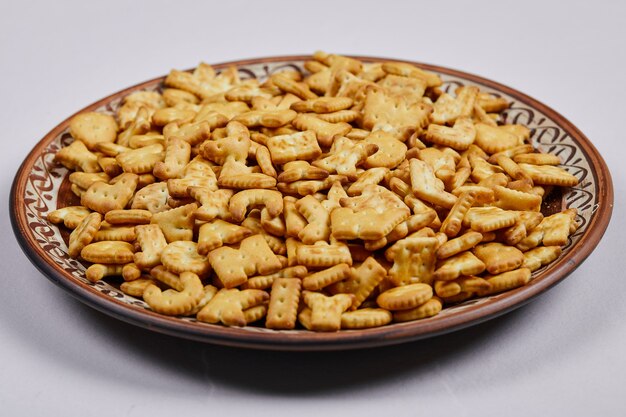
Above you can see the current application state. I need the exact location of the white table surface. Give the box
[2,1,624,416]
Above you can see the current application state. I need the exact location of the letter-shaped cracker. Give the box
[229,189,283,223]
[492,185,542,212]
[463,207,519,233]
[523,246,562,272]
[134,224,168,269]
[153,137,191,180]
[328,256,387,310]
[69,172,109,190]
[232,109,297,128]
[426,116,476,150]
[433,251,486,281]
[81,173,138,214]
[163,120,210,145]
[341,308,393,329]
[188,187,233,221]
[292,114,352,147]
[516,209,578,251]
[265,278,302,330]
[54,139,101,173]
[381,61,442,87]
[208,235,282,288]
[302,291,354,332]
[440,191,476,237]
[131,182,169,213]
[167,156,218,197]
[277,161,329,183]
[474,123,523,154]
[197,288,269,327]
[48,206,92,229]
[331,207,409,241]
[477,268,532,296]
[473,242,524,274]
[116,144,164,174]
[518,163,579,187]
[164,63,241,99]
[387,237,439,286]
[363,131,407,169]
[393,297,442,322]
[312,137,378,179]
[377,283,433,311]
[197,219,252,255]
[161,241,211,277]
[241,212,287,255]
[303,263,351,291]
[271,73,317,100]
[80,241,135,264]
[150,203,197,242]
[243,265,308,290]
[361,88,432,140]
[200,121,250,164]
[143,271,204,316]
[436,231,483,259]
[295,195,331,244]
[85,264,124,283]
[409,159,457,209]
[68,212,102,258]
[503,211,544,245]
[266,131,322,164]
[296,240,352,268]
[104,209,152,225]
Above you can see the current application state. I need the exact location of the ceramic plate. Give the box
[10,55,613,350]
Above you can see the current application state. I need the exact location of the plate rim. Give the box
[9,54,614,351]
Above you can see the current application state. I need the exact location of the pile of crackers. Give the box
[48,51,579,331]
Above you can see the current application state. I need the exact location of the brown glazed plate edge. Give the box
[10,55,614,351]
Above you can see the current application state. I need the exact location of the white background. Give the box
[2,1,625,416]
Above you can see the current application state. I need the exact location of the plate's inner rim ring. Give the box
[10,55,613,348]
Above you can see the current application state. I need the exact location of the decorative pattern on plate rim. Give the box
[21,59,598,328]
